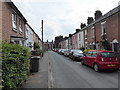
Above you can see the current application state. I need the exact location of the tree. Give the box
[55,35,63,48]
[33,42,40,50]
[100,35,111,50]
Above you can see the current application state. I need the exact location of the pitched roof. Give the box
[7,1,27,22]
[82,5,120,30]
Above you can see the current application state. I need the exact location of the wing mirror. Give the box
[71,52,74,54]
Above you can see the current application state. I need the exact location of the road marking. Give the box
[74,62,82,65]
[48,53,54,88]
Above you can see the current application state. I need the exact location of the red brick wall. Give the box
[95,13,118,43]
[2,2,11,41]
[2,2,26,42]
[118,12,120,52]
[86,26,95,43]
[0,2,2,41]
[95,22,102,42]
[106,13,118,42]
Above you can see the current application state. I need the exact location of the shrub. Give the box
[33,42,40,50]
[100,39,111,50]
[1,42,30,89]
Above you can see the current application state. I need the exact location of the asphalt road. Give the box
[48,51,119,88]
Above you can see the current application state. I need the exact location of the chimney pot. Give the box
[87,17,94,24]
[95,10,102,20]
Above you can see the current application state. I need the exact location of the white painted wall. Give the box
[77,31,84,49]
[25,24,34,51]
[66,39,69,49]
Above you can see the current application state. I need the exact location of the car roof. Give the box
[89,50,114,53]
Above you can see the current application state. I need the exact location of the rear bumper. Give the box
[98,62,119,70]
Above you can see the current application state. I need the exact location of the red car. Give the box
[81,50,119,72]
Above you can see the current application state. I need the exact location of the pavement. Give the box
[20,52,49,89]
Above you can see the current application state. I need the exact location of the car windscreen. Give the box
[100,52,117,58]
[73,50,83,53]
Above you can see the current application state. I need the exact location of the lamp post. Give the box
[41,20,44,52]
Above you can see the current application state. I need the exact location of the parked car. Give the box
[58,49,66,55]
[81,50,119,72]
[53,48,59,52]
[69,49,83,61]
[64,49,70,57]
[58,49,62,54]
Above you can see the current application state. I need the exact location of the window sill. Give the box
[19,31,23,35]
[85,38,87,40]
[101,33,107,36]
[12,28,17,32]
[92,37,95,39]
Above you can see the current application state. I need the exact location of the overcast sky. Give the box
[12,0,120,42]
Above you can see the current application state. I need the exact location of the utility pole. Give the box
[41,20,43,52]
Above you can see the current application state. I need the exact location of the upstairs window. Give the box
[79,34,81,41]
[26,28,28,38]
[12,12,17,30]
[19,18,23,33]
[101,21,106,36]
[85,30,87,40]
[91,27,95,39]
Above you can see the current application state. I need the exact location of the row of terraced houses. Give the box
[0,1,42,51]
[58,5,120,53]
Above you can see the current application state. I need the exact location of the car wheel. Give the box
[94,64,99,72]
[81,59,84,65]
[73,56,75,61]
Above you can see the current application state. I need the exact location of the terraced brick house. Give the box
[0,1,27,46]
[83,5,120,52]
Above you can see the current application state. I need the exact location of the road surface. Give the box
[47,51,118,88]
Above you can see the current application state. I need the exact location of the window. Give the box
[14,40,19,44]
[91,27,95,39]
[85,30,87,40]
[101,21,106,36]
[19,19,23,33]
[79,34,81,41]
[92,52,97,57]
[86,51,92,57]
[100,52,117,58]
[12,12,17,30]
[26,29,28,38]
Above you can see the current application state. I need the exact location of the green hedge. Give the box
[1,42,30,89]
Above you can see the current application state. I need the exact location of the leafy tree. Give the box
[100,35,111,50]
[33,42,40,50]
[55,35,63,48]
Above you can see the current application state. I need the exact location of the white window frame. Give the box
[85,30,87,40]
[12,12,17,31]
[79,34,81,41]
[19,18,23,33]
[91,27,95,39]
[26,28,28,39]
[101,21,106,36]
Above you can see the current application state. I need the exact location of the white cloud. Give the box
[12,0,120,41]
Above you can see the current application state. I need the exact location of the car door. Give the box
[84,51,93,65]
[89,51,98,67]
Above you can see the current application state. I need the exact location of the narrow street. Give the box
[47,51,118,88]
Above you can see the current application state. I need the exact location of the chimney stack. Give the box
[87,17,94,24]
[94,10,102,20]
[76,29,80,33]
[69,34,72,37]
[80,23,86,29]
